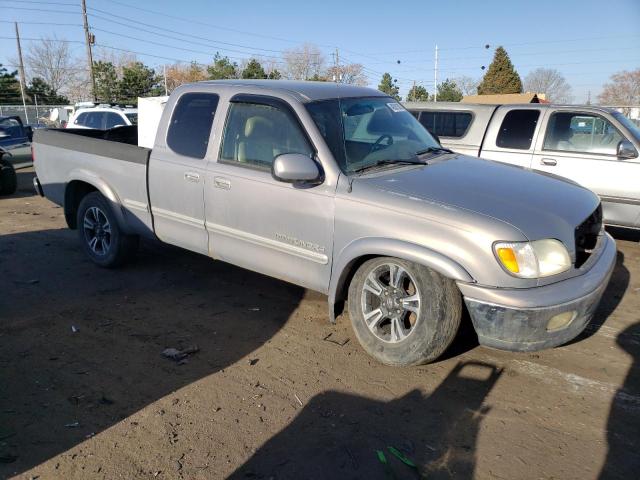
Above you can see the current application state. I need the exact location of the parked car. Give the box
[67,105,138,130]
[33,80,615,366]
[0,115,33,195]
[406,102,640,229]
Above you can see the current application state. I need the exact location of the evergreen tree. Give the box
[308,73,328,82]
[0,64,22,103]
[406,85,429,102]
[378,73,400,101]
[268,69,282,80]
[119,62,159,103]
[26,77,69,104]
[93,61,119,103]
[241,59,267,79]
[207,53,238,80]
[477,46,522,95]
[436,79,463,102]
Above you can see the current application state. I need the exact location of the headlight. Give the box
[494,239,571,278]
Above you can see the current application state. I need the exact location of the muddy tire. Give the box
[348,257,462,366]
[0,160,17,195]
[77,192,139,268]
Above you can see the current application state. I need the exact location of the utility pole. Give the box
[587,90,591,105]
[332,47,340,82]
[81,0,97,101]
[14,22,29,124]
[163,64,168,96]
[433,44,438,102]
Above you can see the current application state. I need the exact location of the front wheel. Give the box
[348,257,462,366]
[0,159,17,195]
[77,192,138,268]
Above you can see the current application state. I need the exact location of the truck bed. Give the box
[33,127,154,237]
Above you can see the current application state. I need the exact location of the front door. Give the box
[148,92,219,255]
[532,109,640,228]
[205,96,335,292]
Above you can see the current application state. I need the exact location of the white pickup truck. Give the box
[33,80,615,366]
[406,102,640,228]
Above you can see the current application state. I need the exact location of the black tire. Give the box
[0,160,17,196]
[76,191,139,268]
[348,257,462,366]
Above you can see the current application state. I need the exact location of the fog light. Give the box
[546,311,577,332]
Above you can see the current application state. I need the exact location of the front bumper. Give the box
[458,233,617,352]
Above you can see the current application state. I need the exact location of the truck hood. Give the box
[352,154,600,244]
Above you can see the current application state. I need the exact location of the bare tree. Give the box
[165,62,208,92]
[25,36,80,96]
[282,44,326,80]
[454,75,480,96]
[598,69,640,116]
[524,68,573,103]
[326,63,367,86]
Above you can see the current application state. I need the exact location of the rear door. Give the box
[532,109,640,227]
[148,92,219,255]
[205,95,334,292]
[479,107,543,167]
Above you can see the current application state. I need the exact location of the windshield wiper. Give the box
[351,159,427,175]
[415,146,454,157]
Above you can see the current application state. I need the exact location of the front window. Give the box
[612,111,640,143]
[543,112,624,156]
[306,97,439,174]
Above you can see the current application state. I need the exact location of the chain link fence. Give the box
[0,104,70,127]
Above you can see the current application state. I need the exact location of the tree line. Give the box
[1,39,638,107]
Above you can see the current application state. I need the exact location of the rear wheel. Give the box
[77,192,138,267]
[0,160,17,195]
[348,257,462,366]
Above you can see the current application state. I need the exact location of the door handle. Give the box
[214,177,231,190]
[541,158,557,166]
[184,172,200,182]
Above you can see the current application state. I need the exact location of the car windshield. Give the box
[306,96,440,174]
[125,113,138,125]
[612,111,640,142]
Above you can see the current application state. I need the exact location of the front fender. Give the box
[327,237,474,322]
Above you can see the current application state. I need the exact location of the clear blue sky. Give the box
[1,0,639,102]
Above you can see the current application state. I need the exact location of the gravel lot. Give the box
[1,169,639,479]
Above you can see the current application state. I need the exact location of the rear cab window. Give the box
[496,110,541,150]
[167,92,220,159]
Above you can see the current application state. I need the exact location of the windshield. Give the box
[306,97,439,174]
[125,113,138,125]
[612,111,640,142]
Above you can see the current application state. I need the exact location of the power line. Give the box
[0,20,82,27]
[0,0,77,4]
[95,0,335,48]
[87,13,289,59]
[0,4,77,14]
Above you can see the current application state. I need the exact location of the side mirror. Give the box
[272,153,322,184]
[617,139,638,159]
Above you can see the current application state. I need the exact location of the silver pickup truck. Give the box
[406,102,640,229]
[33,80,616,366]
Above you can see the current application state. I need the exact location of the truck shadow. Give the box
[229,361,502,480]
[0,170,37,199]
[570,250,629,344]
[0,229,305,477]
[599,322,640,478]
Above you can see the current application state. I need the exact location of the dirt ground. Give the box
[1,169,639,480]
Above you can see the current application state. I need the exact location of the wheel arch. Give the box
[64,172,125,230]
[328,238,474,322]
